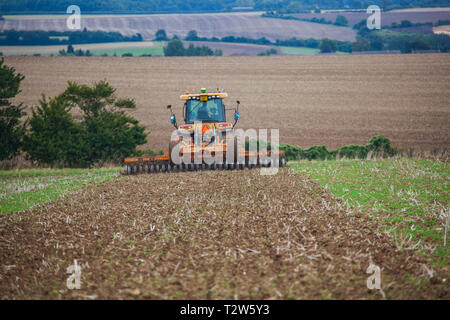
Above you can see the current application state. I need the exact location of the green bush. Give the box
[246,135,397,161]
[303,145,329,160]
[0,58,26,161]
[336,144,369,159]
[319,39,337,53]
[164,39,186,56]
[334,15,348,27]
[23,81,147,167]
[367,135,397,156]
[155,29,168,41]
[23,95,89,167]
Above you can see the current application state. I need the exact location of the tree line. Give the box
[1,1,449,14]
[0,29,143,46]
[163,39,223,56]
[263,11,349,27]
[156,28,353,53]
[353,19,450,53]
[0,58,147,168]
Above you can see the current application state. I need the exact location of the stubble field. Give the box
[1,167,448,299]
[5,54,450,153]
[1,54,449,300]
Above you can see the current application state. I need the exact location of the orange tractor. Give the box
[123,88,286,174]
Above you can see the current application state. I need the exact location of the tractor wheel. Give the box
[168,140,180,165]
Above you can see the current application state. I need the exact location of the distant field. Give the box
[4,54,450,153]
[279,46,348,55]
[184,41,279,56]
[0,12,357,42]
[0,41,348,57]
[434,25,450,35]
[90,42,163,56]
[279,46,320,55]
[293,9,450,27]
[0,41,280,56]
[0,41,161,56]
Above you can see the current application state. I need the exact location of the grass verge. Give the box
[0,168,120,213]
[289,158,449,265]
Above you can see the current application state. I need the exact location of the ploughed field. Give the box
[1,168,448,299]
[0,12,356,42]
[5,54,450,153]
[293,9,450,27]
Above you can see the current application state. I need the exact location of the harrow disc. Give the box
[123,153,286,175]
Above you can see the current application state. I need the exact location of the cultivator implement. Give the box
[123,88,286,175]
[123,149,286,175]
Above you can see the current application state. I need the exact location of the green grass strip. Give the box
[290,158,449,265]
[0,168,120,213]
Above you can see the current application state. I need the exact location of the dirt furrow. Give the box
[0,169,447,299]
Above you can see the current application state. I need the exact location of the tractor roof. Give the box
[180,90,228,100]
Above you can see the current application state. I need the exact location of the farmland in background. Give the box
[279,46,320,55]
[4,54,450,153]
[0,12,357,42]
[0,41,163,56]
[292,9,450,27]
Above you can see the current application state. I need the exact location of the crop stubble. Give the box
[0,169,447,299]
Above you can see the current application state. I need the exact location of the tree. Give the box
[185,30,199,41]
[400,20,413,28]
[23,95,88,167]
[67,44,74,54]
[352,38,370,52]
[62,81,147,165]
[319,38,337,53]
[155,29,168,41]
[0,58,25,161]
[370,39,383,51]
[24,81,147,167]
[163,39,186,56]
[334,15,348,26]
[405,38,431,53]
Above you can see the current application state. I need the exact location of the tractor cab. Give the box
[167,88,240,132]
[184,95,225,123]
